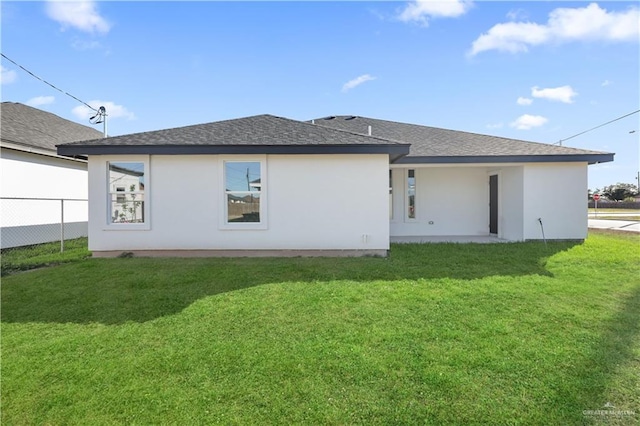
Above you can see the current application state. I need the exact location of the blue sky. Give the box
[1,1,638,190]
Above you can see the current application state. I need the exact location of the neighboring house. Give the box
[1,102,102,248]
[57,114,613,257]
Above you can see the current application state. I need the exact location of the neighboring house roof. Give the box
[57,114,411,160]
[311,115,614,165]
[1,102,103,155]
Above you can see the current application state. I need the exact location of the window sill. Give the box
[103,223,151,231]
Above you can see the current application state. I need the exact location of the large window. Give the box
[224,161,262,224]
[108,161,146,224]
[407,169,416,220]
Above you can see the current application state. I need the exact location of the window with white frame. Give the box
[224,160,263,225]
[108,161,146,224]
[407,169,416,220]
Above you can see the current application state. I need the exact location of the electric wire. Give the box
[556,109,640,145]
[1,53,98,113]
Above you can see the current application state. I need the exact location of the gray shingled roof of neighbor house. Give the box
[1,102,103,153]
[311,115,614,164]
[57,114,411,159]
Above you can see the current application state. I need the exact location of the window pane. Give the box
[109,162,145,193]
[408,169,415,219]
[110,193,145,223]
[225,162,261,192]
[227,193,260,222]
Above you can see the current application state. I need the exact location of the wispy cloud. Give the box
[516,97,533,106]
[72,100,135,121]
[469,3,639,55]
[510,114,548,130]
[531,85,578,104]
[397,0,473,26]
[342,74,376,92]
[486,122,503,129]
[0,65,17,85]
[601,79,612,87]
[26,96,55,107]
[46,0,111,34]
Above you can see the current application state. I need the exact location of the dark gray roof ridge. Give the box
[312,114,610,156]
[58,113,410,147]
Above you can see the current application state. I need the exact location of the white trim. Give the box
[218,155,268,230]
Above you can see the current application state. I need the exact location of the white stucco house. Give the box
[57,114,613,257]
[1,102,102,248]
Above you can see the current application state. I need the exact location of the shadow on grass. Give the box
[1,241,578,325]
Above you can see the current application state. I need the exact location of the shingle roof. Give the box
[57,114,411,158]
[1,102,103,153]
[311,115,614,164]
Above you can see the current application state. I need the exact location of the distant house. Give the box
[1,102,102,248]
[57,114,613,257]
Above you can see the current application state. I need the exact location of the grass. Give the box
[2,232,639,424]
[589,208,640,214]
[0,237,90,276]
[591,216,640,221]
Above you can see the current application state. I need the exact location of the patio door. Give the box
[489,174,498,234]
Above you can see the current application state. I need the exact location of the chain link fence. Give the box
[1,197,88,252]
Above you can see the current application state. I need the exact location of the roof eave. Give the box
[393,153,614,165]
[57,143,411,157]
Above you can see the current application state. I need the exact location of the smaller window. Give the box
[407,169,416,220]
[389,170,393,220]
[224,161,262,224]
[108,162,146,224]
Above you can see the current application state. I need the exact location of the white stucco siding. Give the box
[522,163,587,240]
[390,166,489,237]
[88,154,390,251]
[1,148,87,199]
[498,166,524,241]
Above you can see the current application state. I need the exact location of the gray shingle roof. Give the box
[311,115,613,164]
[1,102,103,153]
[57,114,411,158]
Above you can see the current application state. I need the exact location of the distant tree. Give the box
[601,183,638,202]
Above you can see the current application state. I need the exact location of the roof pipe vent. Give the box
[311,119,315,124]
[368,126,372,136]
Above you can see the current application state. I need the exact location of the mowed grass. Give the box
[2,232,639,425]
[0,237,90,276]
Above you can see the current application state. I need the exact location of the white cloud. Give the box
[510,114,548,130]
[531,85,578,104]
[1,65,17,85]
[470,3,640,55]
[46,0,111,34]
[71,39,102,50]
[398,0,473,26]
[506,9,528,21]
[601,79,612,86]
[26,96,55,107]
[517,97,533,106]
[72,100,135,121]
[342,74,376,92]
[486,122,503,129]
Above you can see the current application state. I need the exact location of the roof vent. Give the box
[345,116,357,120]
[324,116,336,120]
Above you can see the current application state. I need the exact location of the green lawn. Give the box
[2,232,639,424]
[0,237,90,276]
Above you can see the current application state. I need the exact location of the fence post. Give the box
[60,199,65,253]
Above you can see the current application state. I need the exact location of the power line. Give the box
[556,109,640,146]
[1,52,98,112]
